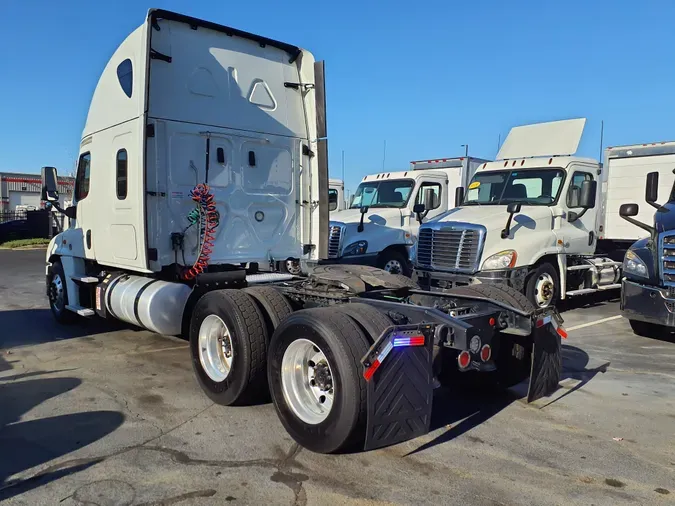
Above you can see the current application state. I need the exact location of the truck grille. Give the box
[659,231,675,287]
[328,225,344,259]
[416,226,484,273]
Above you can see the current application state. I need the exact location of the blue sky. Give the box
[1,0,674,194]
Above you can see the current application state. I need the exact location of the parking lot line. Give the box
[133,344,189,355]
[566,314,623,332]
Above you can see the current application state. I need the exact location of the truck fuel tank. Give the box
[98,274,191,335]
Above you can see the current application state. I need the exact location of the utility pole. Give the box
[382,140,387,170]
[341,150,345,183]
[461,144,469,158]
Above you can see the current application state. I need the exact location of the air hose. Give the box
[182,184,219,280]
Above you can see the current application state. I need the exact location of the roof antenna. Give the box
[598,120,604,166]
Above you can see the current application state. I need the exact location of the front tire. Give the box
[47,260,77,324]
[378,249,411,277]
[190,290,268,406]
[268,308,371,453]
[525,262,559,309]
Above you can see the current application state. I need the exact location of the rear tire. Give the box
[243,286,294,336]
[336,303,393,343]
[629,319,668,338]
[190,290,268,406]
[47,260,77,324]
[268,308,371,453]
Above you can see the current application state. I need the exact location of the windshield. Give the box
[463,168,565,206]
[350,179,414,209]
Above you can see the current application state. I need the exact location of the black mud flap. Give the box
[362,327,434,451]
[527,313,563,403]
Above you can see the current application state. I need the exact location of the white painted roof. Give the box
[496,118,586,160]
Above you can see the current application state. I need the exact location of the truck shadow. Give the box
[407,345,601,455]
[0,308,134,349]
[0,373,124,500]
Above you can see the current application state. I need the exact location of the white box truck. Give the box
[327,157,487,276]
[415,119,675,308]
[41,9,564,454]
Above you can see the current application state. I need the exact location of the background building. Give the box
[0,171,74,211]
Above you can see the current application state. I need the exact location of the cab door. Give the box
[410,178,446,234]
[560,169,598,255]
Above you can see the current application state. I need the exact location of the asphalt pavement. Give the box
[0,249,674,505]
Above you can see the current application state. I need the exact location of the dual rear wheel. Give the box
[189,288,390,453]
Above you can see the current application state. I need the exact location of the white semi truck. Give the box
[327,157,487,276]
[42,9,564,454]
[415,118,675,308]
[328,178,345,212]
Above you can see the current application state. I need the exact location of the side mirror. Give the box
[454,186,465,207]
[579,180,597,209]
[506,202,521,214]
[328,192,338,211]
[360,206,368,215]
[619,203,639,218]
[41,166,59,202]
[424,188,439,210]
[646,171,660,209]
[412,203,426,214]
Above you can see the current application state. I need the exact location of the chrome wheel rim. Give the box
[383,259,403,274]
[49,272,64,313]
[285,260,302,276]
[534,273,555,307]
[198,315,234,382]
[281,338,334,425]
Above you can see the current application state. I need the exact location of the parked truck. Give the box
[619,168,675,336]
[327,157,488,276]
[415,119,675,308]
[329,178,345,212]
[42,9,564,454]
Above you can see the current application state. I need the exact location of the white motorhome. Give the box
[414,118,675,308]
[327,157,487,276]
[328,178,345,211]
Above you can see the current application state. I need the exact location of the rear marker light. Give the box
[363,341,393,381]
[364,334,424,381]
[488,317,496,326]
[393,335,425,347]
[458,350,471,369]
[536,315,567,338]
[480,344,491,362]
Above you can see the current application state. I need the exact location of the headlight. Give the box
[482,250,518,270]
[342,240,368,256]
[624,250,648,278]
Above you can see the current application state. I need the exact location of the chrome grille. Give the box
[328,225,344,259]
[660,231,675,287]
[416,225,484,273]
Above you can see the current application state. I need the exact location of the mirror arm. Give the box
[501,213,515,239]
[357,211,366,233]
[568,207,588,223]
[47,201,76,220]
[620,215,654,234]
[647,201,661,210]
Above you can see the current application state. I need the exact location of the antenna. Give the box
[382,140,387,170]
[497,133,501,151]
[598,120,604,163]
